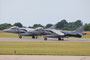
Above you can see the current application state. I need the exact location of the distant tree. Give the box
[84,23,90,31]
[55,20,83,31]
[56,19,68,29]
[74,20,82,26]
[32,24,44,28]
[45,24,53,28]
[28,26,32,28]
[0,23,12,30]
[13,22,23,27]
[65,22,76,30]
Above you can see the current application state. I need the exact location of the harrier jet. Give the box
[44,25,85,40]
[3,26,31,33]
[3,26,47,39]
[18,27,48,39]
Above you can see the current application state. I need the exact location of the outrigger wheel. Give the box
[35,36,37,39]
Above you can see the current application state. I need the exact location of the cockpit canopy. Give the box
[9,26,19,29]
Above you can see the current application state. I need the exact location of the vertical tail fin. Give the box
[74,25,83,33]
[49,25,56,29]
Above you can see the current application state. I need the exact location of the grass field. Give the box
[0,30,29,38]
[82,33,90,38]
[0,41,90,56]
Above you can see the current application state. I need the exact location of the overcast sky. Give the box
[0,0,90,26]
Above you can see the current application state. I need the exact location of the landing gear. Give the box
[44,37,47,40]
[35,36,37,39]
[32,35,38,39]
[58,38,64,41]
[58,38,61,41]
[32,35,35,39]
[19,35,22,39]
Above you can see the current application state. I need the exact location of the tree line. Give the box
[0,20,90,31]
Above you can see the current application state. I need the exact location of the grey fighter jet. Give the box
[3,26,47,39]
[3,26,29,33]
[19,27,48,39]
[44,25,85,40]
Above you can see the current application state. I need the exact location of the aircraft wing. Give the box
[50,29,64,36]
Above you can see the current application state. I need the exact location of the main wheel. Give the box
[58,38,61,41]
[32,35,35,39]
[44,37,47,40]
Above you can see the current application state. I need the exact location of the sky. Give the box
[0,0,90,26]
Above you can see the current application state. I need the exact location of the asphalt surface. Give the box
[0,37,90,42]
[0,55,90,60]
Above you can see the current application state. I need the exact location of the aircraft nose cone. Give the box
[3,29,8,32]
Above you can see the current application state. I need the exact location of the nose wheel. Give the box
[19,35,22,39]
[44,37,47,40]
[32,35,38,39]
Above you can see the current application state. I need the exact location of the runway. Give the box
[0,55,90,60]
[0,37,90,42]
